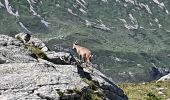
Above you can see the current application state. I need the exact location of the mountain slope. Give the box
[0,0,170,82]
[0,34,128,100]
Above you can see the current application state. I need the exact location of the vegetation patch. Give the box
[81,78,104,100]
[25,44,48,60]
[57,91,64,97]
[119,81,170,100]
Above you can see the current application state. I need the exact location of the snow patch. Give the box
[116,0,120,3]
[129,14,137,23]
[27,0,50,27]
[165,9,169,15]
[139,3,152,14]
[119,18,138,30]
[4,0,19,17]
[18,22,31,33]
[152,0,169,15]
[153,0,165,9]
[125,0,135,5]
[101,0,108,3]
[85,20,110,31]
[85,20,92,26]
[27,0,40,16]
[67,8,78,16]
[30,0,36,3]
[56,4,60,7]
[0,1,4,8]
[81,0,87,5]
[76,0,87,8]
[41,20,50,27]
[79,8,87,14]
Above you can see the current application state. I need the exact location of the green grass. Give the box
[25,44,48,60]
[119,81,170,100]
[1,0,170,82]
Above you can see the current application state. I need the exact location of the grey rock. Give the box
[0,35,23,46]
[28,37,49,52]
[0,34,128,100]
[45,51,76,64]
[0,35,37,63]
[157,73,170,82]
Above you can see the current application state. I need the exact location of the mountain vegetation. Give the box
[0,0,170,82]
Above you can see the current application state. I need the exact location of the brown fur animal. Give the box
[73,42,93,64]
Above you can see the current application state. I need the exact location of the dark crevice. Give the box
[36,93,55,100]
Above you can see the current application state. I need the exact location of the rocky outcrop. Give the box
[0,34,128,100]
[149,67,170,81]
[0,35,37,63]
[28,37,49,52]
[157,73,170,82]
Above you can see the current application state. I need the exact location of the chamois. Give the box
[73,42,93,64]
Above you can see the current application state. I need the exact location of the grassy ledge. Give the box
[24,44,48,60]
[119,81,170,100]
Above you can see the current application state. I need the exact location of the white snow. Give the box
[4,0,19,17]
[18,22,31,33]
[85,20,92,26]
[165,9,169,15]
[79,8,87,14]
[124,3,127,7]
[125,0,135,5]
[154,18,159,23]
[81,0,87,5]
[97,23,111,31]
[27,0,39,16]
[139,3,152,14]
[76,0,87,8]
[67,8,78,16]
[153,0,165,9]
[129,14,137,23]
[119,18,138,30]
[30,0,36,3]
[56,4,60,7]
[85,19,110,31]
[101,0,108,3]
[152,0,169,15]
[41,20,50,27]
[0,1,4,8]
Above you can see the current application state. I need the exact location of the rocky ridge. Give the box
[0,34,128,100]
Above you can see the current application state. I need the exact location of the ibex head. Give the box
[73,40,78,49]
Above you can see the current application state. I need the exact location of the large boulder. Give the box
[28,36,49,52]
[157,73,170,82]
[45,51,76,65]
[0,34,128,100]
[0,35,37,63]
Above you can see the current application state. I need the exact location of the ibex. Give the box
[73,41,93,64]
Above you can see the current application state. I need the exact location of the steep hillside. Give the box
[0,0,170,82]
[0,34,128,100]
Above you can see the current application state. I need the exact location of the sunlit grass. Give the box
[119,81,170,100]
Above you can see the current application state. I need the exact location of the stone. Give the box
[0,34,128,100]
[45,51,76,64]
[28,37,49,52]
[157,73,170,82]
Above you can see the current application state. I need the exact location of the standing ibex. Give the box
[73,41,93,64]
